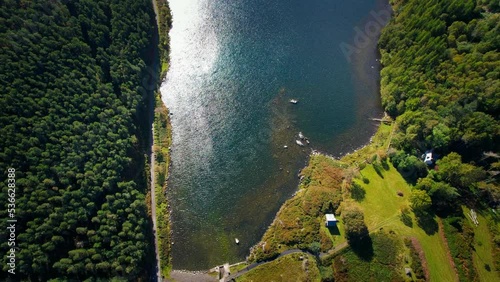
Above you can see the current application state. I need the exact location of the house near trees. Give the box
[422,151,434,166]
[325,214,338,227]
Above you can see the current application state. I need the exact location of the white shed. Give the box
[423,152,433,165]
[325,214,338,227]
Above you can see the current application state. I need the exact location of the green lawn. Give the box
[236,253,320,282]
[354,163,458,282]
[354,163,410,232]
[465,208,500,282]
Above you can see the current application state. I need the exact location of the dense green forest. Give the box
[0,0,158,280]
[380,0,499,207]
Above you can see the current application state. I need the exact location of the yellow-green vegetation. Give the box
[351,163,410,231]
[351,162,458,282]
[237,253,321,282]
[153,92,173,278]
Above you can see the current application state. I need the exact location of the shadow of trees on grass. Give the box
[350,236,374,261]
[415,212,438,235]
[400,208,413,228]
[350,182,366,202]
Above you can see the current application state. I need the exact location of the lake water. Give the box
[160,0,389,270]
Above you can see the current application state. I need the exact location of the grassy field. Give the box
[466,208,500,282]
[353,164,410,231]
[353,163,458,282]
[237,253,320,282]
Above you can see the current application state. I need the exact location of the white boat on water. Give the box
[298,132,304,139]
[289,99,298,104]
[296,140,304,146]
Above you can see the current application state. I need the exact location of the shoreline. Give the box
[324,0,391,158]
[166,118,393,276]
[244,119,393,258]
[150,0,174,279]
[163,0,392,272]
[233,0,393,271]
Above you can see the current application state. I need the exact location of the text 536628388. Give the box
[6,168,16,275]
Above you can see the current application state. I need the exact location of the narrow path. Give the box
[386,121,396,152]
[150,125,162,282]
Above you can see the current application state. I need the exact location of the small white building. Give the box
[325,214,338,227]
[423,151,433,166]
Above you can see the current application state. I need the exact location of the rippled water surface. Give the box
[161,0,388,270]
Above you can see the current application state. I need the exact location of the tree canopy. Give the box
[380,0,499,208]
[342,206,369,243]
[0,0,158,280]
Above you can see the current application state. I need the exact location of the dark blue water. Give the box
[161,0,388,270]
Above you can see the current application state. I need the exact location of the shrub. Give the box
[342,206,369,243]
[319,265,334,282]
[442,217,477,281]
[372,233,399,266]
[362,176,370,184]
[308,241,321,255]
[373,162,385,178]
[320,228,333,252]
[350,182,366,202]
[400,207,413,227]
[359,162,367,170]
[404,238,426,280]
